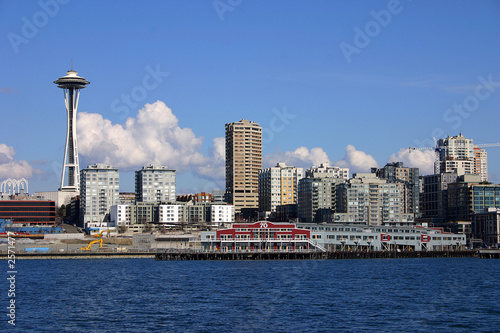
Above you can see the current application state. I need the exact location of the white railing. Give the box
[210,238,309,242]
[307,239,327,252]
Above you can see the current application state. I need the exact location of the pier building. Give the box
[200,222,466,252]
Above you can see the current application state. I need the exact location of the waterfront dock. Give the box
[155,250,476,261]
[0,251,155,260]
[478,249,500,259]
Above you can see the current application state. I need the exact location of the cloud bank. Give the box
[335,144,380,173]
[264,146,331,169]
[75,101,434,190]
[388,148,435,175]
[0,144,37,180]
[77,101,206,171]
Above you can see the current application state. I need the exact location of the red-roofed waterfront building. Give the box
[201,221,314,251]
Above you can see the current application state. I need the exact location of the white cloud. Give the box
[0,144,36,180]
[335,145,379,173]
[196,137,225,180]
[263,146,331,169]
[77,101,206,171]
[388,148,435,175]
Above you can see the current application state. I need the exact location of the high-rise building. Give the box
[371,162,420,215]
[337,173,413,226]
[436,133,475,176]
[471,208,500,247]
[298,176,345,223]
[473,148,488,182]
[420,172,458,222]
[54,68,89,193]
[135,164,176,203]
[259,162,303,213]
[80,164,119,228]
[225,119,262,214]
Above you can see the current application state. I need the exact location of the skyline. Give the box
[1,0,499,194]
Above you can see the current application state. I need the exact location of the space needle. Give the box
[54,67,89,193]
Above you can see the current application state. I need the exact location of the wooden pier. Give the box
[477,249,500,259]
[155,250,476,261]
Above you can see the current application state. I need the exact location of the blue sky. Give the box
[1,0,499,194]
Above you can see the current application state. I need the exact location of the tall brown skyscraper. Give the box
[225,119,262,215]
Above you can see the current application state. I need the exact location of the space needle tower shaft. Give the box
[54,68,89,192]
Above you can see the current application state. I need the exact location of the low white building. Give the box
[209,205,234,224]
[110,205,130,226]
[159,204,184,224]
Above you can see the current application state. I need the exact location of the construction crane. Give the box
[409,140,500,174]
[409,142,500,154]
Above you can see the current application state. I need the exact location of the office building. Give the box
[471,208,500,247]
[225,119,262,214]
[0,200,56,226]
[420,172,458,223]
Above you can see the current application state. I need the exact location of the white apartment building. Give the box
[110,204,130,226]
[436,133,475,176]
[135,164,176,202]
[210,204,235,223]
[80,164,120,228]
[158,204,184,224]
[259,162,304,213]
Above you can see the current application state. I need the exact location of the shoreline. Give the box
[0,252,155,260]
[2,249,498,260]
[156,250,478,260]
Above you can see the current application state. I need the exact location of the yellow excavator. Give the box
[80,229,110,251]
[92,229,110,238]
[80,238,103,251]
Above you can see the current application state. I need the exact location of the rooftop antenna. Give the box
[71,59,73,71]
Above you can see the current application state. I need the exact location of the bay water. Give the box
[2,258,499,332]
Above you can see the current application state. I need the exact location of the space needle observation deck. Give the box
[54,68,90,193]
